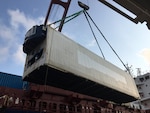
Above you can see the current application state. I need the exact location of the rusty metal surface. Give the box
[0,84,146,113]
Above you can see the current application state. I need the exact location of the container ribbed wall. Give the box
[0,72,23,89]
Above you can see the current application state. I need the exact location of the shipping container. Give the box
[23,25,140,103]
[0,72,23,89]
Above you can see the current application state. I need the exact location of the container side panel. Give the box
[48,26,139,99]
[0,72,23,89]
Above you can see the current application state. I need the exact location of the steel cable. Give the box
[83,11,106,59]
[84,10,129,73]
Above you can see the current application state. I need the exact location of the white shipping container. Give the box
[23,25,140,103]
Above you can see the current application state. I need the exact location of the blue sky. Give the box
[0,0,150,76]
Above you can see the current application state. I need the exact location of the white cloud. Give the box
[0,24,15,41]
[8,9,44,31]
[0,22,17,64]
[0,47,9,62]
[87,39,96,47]
[139,48,150,65]
[13,45,26,65]
[0,9,45,66]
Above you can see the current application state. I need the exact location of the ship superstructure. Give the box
[133,73,150,110]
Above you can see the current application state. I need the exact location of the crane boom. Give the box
[98,0,150,29]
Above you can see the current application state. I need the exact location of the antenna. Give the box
[136,68,141,76]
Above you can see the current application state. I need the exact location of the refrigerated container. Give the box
[23,25,140,103]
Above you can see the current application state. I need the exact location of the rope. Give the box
[62,10,83,25]
[84,10,129,73]
[50,10,84,29]
[83,11,105,59]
